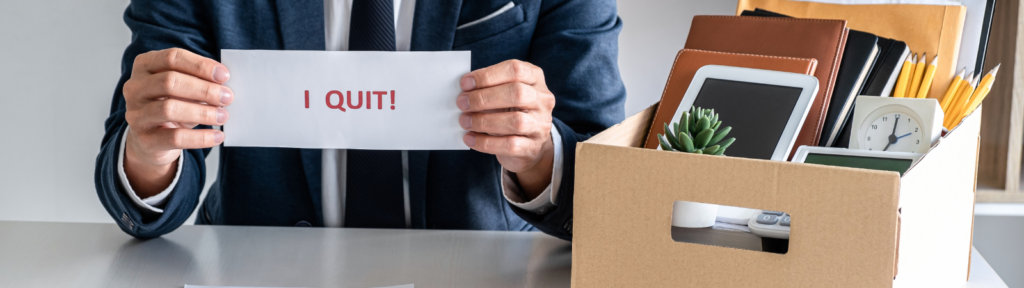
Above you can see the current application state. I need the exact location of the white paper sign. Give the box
[221,50,470,150]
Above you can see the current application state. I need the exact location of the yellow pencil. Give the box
[893,53,915,98]
[944,74,975,128]
[939,68,966,111]
[908,53,927,98]
[945,74,979,129]
[943,72,973,116]
[956,64,1001,124]
[915,55,938,98]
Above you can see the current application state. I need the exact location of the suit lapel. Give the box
[410,0,462,51]
[276,0,325,50]
[408,0,462,228]
[276,0,327,225]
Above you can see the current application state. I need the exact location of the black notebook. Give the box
[740,8,788,17]
[833,37,909,148]
[820,30,879,147]
[861,37,910,97]
[975,0,996,76]
[741,9,880,147]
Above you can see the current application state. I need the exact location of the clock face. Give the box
[860,112,925,152]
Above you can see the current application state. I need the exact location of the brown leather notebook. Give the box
[643,49,818,149]
[684,16,848,148]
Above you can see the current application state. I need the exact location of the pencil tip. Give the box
[930,55,938,65]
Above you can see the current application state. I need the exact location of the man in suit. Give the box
[95,0,624,241]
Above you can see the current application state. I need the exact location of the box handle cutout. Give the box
[671,201,790,254]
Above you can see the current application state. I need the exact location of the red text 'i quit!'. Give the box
[305,90,396,112]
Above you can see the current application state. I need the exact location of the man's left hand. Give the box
[457,60,555,200]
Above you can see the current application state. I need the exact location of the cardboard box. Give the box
[572,103,980,287]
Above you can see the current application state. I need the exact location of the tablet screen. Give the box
[691,78,803,160]
[803,154,914,176]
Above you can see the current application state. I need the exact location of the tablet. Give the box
[666,65,819,161]
[792,146,922,176]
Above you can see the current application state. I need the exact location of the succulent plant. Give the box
[658,106,735,155]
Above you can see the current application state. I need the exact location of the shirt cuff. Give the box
[501,125,564,215]
[117,126,183,214]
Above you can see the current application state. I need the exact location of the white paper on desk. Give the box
[185,286,311,288]
[185,284,412,288]
[221,50,470,150]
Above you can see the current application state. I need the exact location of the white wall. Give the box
[0,0,133,223]
[0,0,218,224]
[618,1,737,115]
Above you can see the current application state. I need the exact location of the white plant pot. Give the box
[671,201,719,228]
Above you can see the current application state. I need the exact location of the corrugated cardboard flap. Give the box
[587,103,657,148]
[891,108,981,287]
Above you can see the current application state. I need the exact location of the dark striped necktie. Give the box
[345,0,405,228]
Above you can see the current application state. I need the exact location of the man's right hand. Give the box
[122,48,232,198]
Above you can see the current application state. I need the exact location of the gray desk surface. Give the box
[0,221,1005,288]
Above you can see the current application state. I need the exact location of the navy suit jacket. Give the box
[95,0,625,240]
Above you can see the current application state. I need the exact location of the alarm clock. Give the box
[849,96,943,153]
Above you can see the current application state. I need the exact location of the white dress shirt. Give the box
[118,0,563,226]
